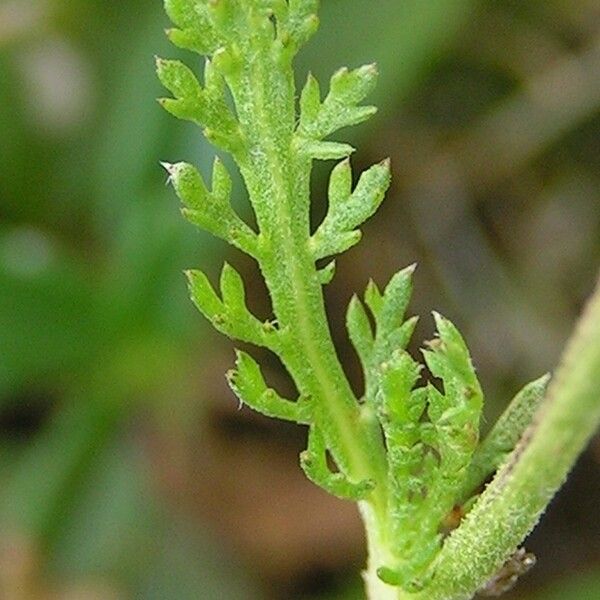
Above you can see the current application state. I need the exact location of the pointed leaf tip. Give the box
[160,160,175,174]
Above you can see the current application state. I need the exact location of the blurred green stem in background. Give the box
[409,276,600,599]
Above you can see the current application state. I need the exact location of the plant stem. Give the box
[409,275,600,600]
[360,502,410,600]
[231,12,392,574]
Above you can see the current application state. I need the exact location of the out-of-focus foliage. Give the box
[532,570,600,600]
[0,0,598,599]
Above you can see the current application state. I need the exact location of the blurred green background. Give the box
[1,0,599,598]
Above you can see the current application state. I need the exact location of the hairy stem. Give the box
[411,275,600,600]
[232,4,391,556]
[361,502,411,600]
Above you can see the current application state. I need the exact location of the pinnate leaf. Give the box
[311,159,390,260]
[298,64,378,141]
[300,425,375,500]
[163,160,257,256]
[227,350,310,423]
[186,264,275,347]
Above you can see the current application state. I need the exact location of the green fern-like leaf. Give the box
[157,3,557,597]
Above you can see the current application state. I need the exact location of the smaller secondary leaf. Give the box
[327,158,352,208]
[157,56,243,155]
[377,264,416,342]
[164,0,221,54]
[161,160,209,210]
[284,0,319,52]
[163,160,257,256]
[329,64,379,106]
[227,350,310,423]
[186,266,274,347]
[211,156,233,203]
[166,27,219,55]
[379,351,424,426]
[459,374,549,500]
[165,0,211,29]
[208,0,243,33]
[298,64,379,140]
[311,230,362,260]
[299,73,321,129]
[346,295,374,375]
[360,266,418,404]
[423,312,483,427]
[311,159,391,259]
[299,139,355,161]
[364,279,384,318]
[156,57,202,98]
[217,262,270,344]
[300,426,375,500]
[317,260,336,285]
[186,269,223,322]
[220,262,248,316]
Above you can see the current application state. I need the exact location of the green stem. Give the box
[411,275,600,600]
[361,502,409,600]
[230,9,391,578]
